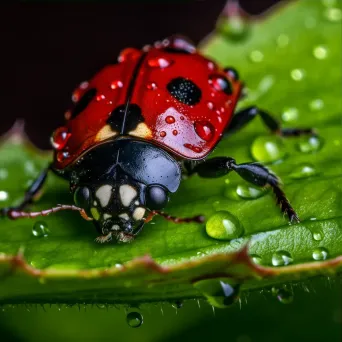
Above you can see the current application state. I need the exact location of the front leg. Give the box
[190,157,299,222]
[226,106,316,137]
[1,166,50,217]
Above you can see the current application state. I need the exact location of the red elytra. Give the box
[52,40,242,170]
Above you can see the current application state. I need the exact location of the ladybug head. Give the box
[70,139,181,241]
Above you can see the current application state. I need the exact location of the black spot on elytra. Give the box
[167,77,201,105]
[107,104,144,133]
[71,88,97,118]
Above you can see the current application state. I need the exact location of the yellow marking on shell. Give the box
[95,125,118,142]
[128,123,152,139]
[91,207,100,221]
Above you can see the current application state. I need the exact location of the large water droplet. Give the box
[193,278,240,308]
[271,251,293,266]
[50,127,71,151]
[147,57,173,68]
[236,184,267,199]
[290,68,305,81]
[297,136,323,153]
[282,107,299,123]
[313,45,328,60]
[310,227,325,241]
[0,190,8,201]
[194,121,215,141]
[324,7,342,22]
[309,98,324,111]
[312,247,329,261]
[32,221,49,238]
[251,136,286,162]
[126,311,143,328]
[249,50,264,63]
[289,164,317,179]
[206,211,243,241]
[273,287,294,304]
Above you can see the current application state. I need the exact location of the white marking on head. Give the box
[112,225,120,231]
[119,185,137,207]
[119,213,130,221]
[133,207,146,221]
[96,184,112,207]
[134,200,139,205]
[103,213,112,220]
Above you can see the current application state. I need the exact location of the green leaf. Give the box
[0,0,341,305]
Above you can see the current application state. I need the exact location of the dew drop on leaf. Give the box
[313,45,328,60]
[216,9,249,41]
[126,311,143,328]
[250,254,263,265]
[271,251,293,266]
[273,287,294,304]
[251,136,286,162]
[193,278,240,308]
[0,190,8,202]
[309,98,324,111]
[249,50,264,63]
[282,107,299,122]
[289,164,317,179]
[276,34,290,47]
[297,136,323,153]
[290,68,305,81]
[236,184,267,199]
[324,7,342,22]
[312,247,329,261]
[32,221,50,238]
[311,228,325,241]
[0,168,8,180]
[206,211,243,240]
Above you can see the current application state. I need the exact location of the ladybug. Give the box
[1,36,314,243]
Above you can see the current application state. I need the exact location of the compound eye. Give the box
[145,185,169,210]
[74,186,92,215]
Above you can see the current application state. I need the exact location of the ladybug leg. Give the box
[226,106,316,137]
[0,166,50,218]
[190,157,299,223]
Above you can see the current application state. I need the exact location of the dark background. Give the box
[3,0,284,149]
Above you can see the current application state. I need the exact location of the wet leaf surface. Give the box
[0,0,341,305]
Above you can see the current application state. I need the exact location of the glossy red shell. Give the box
[52,41,242,170]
